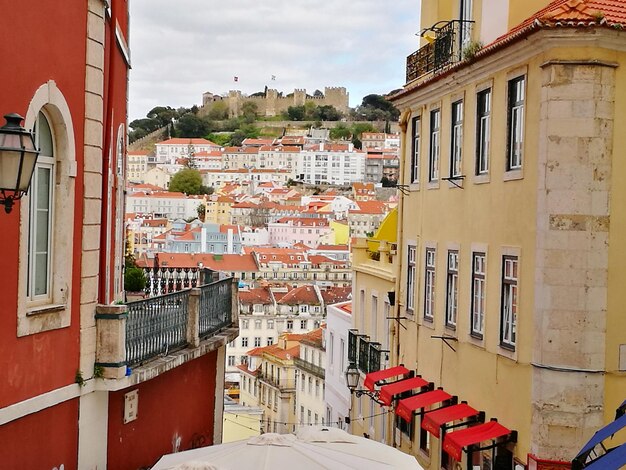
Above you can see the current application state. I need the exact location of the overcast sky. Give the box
[128,1,421,121]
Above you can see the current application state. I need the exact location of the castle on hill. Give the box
[200,87,349,118]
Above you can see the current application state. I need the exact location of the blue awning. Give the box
[583,443,626,470]
[576,413,626,456]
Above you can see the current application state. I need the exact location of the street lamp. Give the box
[0,113,40,213]
[345,363,384,405]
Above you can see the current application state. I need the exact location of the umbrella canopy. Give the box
[152,427,423,470]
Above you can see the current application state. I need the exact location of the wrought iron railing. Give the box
[406,19,474,83]
[126,289,190,366]
[358,336,370,372]
[368,342,382,374]
[142,266,202,297]
[199,278,232,338]
[348,329,358,365]
[294,357,325,379]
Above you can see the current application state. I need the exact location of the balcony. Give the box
[348,329,388,374]
[406,19,474,83]
[294,357,325,380]
[95,278,237,381]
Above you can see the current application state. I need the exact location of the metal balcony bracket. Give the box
[431,335,458,352]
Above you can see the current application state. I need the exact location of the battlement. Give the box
[200,86,349,118]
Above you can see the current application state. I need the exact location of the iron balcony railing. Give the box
[348,329,388,374]
[406,19,474,83]
[199,278,232,338]
[126,289,190,366]
[294,357,325,379]
[142,266,202,297]
[124,279,233,367]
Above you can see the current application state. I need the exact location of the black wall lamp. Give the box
[345,363,385,405]
[0,113,40,213]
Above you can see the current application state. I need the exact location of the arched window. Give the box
[27,111,55,300]
[18,81,76,337]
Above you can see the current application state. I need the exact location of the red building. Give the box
[0,2,237,468]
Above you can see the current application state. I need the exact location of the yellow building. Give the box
[204,195,234,225]
[238,333,301,434]
[348,230,399,445]
[360,1,626,469]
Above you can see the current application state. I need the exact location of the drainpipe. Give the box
[391,109,411,448]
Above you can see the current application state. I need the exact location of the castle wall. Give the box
[200,87,349,118]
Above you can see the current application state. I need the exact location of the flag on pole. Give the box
[271,75,276,81]
[233,76,239,82]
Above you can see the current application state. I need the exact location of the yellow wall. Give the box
[391,21,626,467]
[223,409,262,443]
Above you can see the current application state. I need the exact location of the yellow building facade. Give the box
[373,0,626,469]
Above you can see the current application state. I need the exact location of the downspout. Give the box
[100,5,116,303]
[391,109,411,448]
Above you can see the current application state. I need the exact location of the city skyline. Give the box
[129,0,421,120]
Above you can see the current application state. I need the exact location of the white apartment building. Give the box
[155,137,221,164]
[126,191,202,219]
[257,145,300,174]
[298,143,366,186]
[200,169,290,188]
[324,301,352,432]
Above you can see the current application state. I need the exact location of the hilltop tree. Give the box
[169,168,213,195]
[176,113,210,138]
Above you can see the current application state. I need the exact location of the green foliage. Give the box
[207,101,229,120]
[75,370,86,387]
[352,122,376,138]
[329,123,352,140]
[286,105,306,121]
[169,168,205,194]
[314,105,343,121]
[228,123,260,146]
[93,365,105,379]
[207,132,232,146]
[124,266,147,292]
[176,113,211,138]
[462,40,483,60]
[313,89,324,98]
[353,94,400,122]
[352,137,362,149]
[241,102,258,124]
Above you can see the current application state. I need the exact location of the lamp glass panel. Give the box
[0,132,21,149]
[18,148,39,191]
[0,149,22,190]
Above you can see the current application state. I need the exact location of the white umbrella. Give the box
[152,426,423,470]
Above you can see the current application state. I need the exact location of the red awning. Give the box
[443,420,512,461]
[379,376,429,406]
[422,403,479,438]
[395,389,452,422]
[364,365,410,391]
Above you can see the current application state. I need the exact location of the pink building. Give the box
[267,217,332,248]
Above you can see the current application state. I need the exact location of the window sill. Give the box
[427,181,439,190]
[473,173,490,185]
[503,168,523,181]
[26,303,66,317]
[498,344,517,362]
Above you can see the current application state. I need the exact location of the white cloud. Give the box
[129,0,421,120]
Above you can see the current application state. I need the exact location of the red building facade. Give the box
[0,2,237,468]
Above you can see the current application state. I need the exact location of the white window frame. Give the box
[410,116,420,184]
[471,252,486,338]
[429,109,440,182]
[424,248,436,322]
[500,256,518,349]
[507,77,525,171]
[450,101,463,178]
[406,245,416,313]
[445,250,459,328]
[476,88,491,175]
[18,81,76,337]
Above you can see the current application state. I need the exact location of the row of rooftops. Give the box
[238,284,351,307]
[135,245,351,272]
